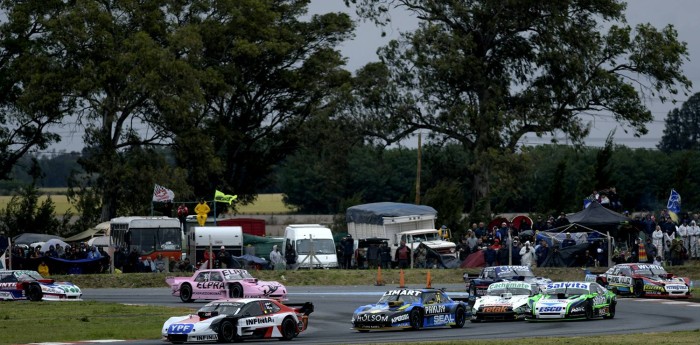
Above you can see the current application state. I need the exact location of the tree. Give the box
[170,0,355,207]
[0,1,71,180]
[658,93,700,152]
[346,0,691,215]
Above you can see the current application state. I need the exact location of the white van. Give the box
[283,224,338,269]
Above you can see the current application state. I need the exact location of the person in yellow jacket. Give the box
[194,199,210,226]
[38,260,49,276]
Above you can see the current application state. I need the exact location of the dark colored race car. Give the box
[526,281,616,321]
[585,263,691,298]
[162,298,313,343]
[351,288,470,332]
[464,265,552,299]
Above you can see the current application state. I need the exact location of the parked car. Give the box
[526,281,616,321]
[585,263,691,298]
[0,270,82,301]
[166,268,287,303]
[162,298,313,343]
[351,288,470,332]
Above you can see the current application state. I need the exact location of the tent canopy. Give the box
[12,233,64,245]
[64,221,110,242]
[346,202,437,225]
[566,201,630,226]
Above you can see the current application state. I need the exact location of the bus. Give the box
[110,216,183,260]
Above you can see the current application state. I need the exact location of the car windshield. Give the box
[495,266,535,278]
[199,302,245,316]
[296,239,336,255]
[408,232,440,242]
[544,287,589,296]
[377,290,421,304]
[15,271,43,281]
[487,287,533,296]
[632,265,668,277]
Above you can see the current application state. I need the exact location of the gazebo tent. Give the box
[566,201,631,228]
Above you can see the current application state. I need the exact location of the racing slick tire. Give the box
[179,283,194,303]
[409,308,423,330]
[279,317,297,341]
[27,284,43,301]
[218,320,240,343]
[603,301,616,319]
[584,300,594,320]
[450,306,466,328]
[230,283,244,298]
[634,280,645,298]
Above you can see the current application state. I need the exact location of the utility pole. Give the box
[415,132,422,204]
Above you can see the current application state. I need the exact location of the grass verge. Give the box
[0,301,192,345]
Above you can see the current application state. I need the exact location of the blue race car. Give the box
[351,288,470,332]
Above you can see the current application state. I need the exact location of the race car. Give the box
[162,298,313,343]
[166,268,287,303]
[526,281,616,321]
[351,288,470,332]
[584,263,691,298]
[465,265,552,299]
[471,281,539,322]
[0,270,82,301]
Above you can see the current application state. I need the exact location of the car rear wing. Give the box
[286,302,314,316]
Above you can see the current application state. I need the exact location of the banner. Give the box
[667,189,681,223]
[215,190,238,205]
[153,184,175,202]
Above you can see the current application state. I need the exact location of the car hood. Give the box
[474,295,529,309]
[39,281,81,294]
[354,302,409,314]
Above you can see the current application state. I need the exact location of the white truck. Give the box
[282,224,339,269]
[187,226,244,267]
[346,202,456,263]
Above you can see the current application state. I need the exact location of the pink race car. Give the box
[166,269,287,303]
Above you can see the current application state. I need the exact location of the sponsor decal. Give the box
[644,284,664,292]
[665,285,687,291]
[539,306,563,312]
[489,282,531,290]
[424,305,446,315]
[0,283,17,288]
[353,314,389,323]
[607,276,632,285]
[570,307,584,313]
[384,289,421,297]
[481,306,509,313]
[194,335,218,341]
[432,314,453,324]
[0,291,14,299]
[593,296,606,305]
[168,324,194,334]
[598,307,609,315]
[262,285,279,296]
[391,314,409,323]
[196,281,225,289]
[545,282,589,290]
[245,316,274,325]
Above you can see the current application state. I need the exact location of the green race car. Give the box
[526,281,616,321]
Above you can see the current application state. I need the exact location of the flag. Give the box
[214,190,237,204]
[667,189,681,223]
[153,184,175,202]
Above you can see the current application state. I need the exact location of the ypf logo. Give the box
[168,324,194,334]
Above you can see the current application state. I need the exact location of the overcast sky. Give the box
[52,1,700,152]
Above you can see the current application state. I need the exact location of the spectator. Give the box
[379,242,391,269]
[536,240,549,267]
[510,239,521,265]
[87,246,102,260]
[653,256,663,266]
[38,260,50,276]
[466,231,479,253]
[285,242,297,270]
[216,246,232,269]
[520,241,536,267]
[414,244,427,268]
[475,222,487,239]
[456,237,470,261]
[366,243,380,269]
[354,247,366,269]
[671,238,684,266]
[177,203,189,229]
[55,244,65,258]
[652,225,664,260]
[664,240,672,264]
[194,198,210,227]
[395,240,411,269]
[30,246,42,259]
[46,245,58,258]
[561,232,576,248]
[497,243,509,266]
[154,253,167,273]
[269,245,285,270]
[644,238,656,263]
[179,257,194,272]
[553,212,570,228]
[342,235,354,269]
[484,244,497,267]
[496,222,509,243]
[142,257,155,272]
[169,256,177,272]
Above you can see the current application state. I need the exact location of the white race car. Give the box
[162,298,313,343]
[471,281,539,322]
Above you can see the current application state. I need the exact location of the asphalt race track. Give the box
[81,284,700,345]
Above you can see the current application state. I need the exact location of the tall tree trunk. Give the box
[471,159,492,218]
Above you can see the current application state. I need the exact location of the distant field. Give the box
[0,191,292,215]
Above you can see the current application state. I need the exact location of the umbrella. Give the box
[40,239,71,252]
[235,254,268,265]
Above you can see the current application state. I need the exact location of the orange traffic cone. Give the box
[375,266,385,286]
[399,269,406,288]
[425,270,432,288]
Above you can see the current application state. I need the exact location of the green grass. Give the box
[0,301,192,345]
[0,192,294,215]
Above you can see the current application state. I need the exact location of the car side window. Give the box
[423,292,436,304]
[435,291,448,304]
[210,272,223,282]
[194,272,208,282]
[242,301,264,317]
[620,268,632,276]
[262,301,280,314]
